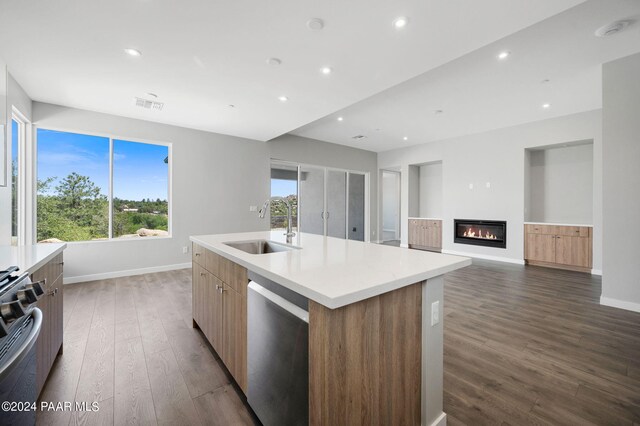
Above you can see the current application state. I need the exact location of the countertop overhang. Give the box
[0,243,67,275]
[190,231,470,309]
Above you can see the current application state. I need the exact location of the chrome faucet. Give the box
[259,196,296,242]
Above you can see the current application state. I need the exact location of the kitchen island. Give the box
[190,231,470,426]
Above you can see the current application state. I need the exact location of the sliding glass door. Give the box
[299,165,325,236]
[271,161,367,241]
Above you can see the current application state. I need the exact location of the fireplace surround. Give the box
[454,219,507,249]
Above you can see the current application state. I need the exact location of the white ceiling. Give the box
[0,0,585,141]
[292,0,640,152]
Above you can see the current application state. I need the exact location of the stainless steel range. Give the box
[0,266,44,426]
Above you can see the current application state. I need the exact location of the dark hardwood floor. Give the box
[37,261,640,425]
[444,260,640,425]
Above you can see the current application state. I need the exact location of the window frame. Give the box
[11,107,29,245]
[33,125,173,244]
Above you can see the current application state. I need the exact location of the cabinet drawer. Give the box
[555,226,590,237]
[525,224,557,235]
[219,256,248,297]
[192,243,206,266]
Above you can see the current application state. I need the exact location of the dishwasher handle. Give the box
[248,281,309,323]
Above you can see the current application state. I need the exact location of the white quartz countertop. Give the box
[0,243,66,275]
[190,231,470,309]
[408,217,443,221]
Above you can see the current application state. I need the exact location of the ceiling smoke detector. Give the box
[351,135,366,140]
[595,20,632,37]
[134,97,164,111]
[307,18,324,31]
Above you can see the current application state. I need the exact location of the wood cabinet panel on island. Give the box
[192,243,247,392]
[524,224,592,272]
[31,252,65,397]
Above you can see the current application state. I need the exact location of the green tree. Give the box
[37,173,109,241]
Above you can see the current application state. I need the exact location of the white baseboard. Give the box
[428,412,447,426]
[64,262,192,284]
[591,269,602,276]
[400,243,409,248]
[441,249,525,265]
[600,296,640,313]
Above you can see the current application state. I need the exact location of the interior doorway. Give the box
[381,170,401,243]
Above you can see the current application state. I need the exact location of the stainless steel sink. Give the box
[223,240,298,254]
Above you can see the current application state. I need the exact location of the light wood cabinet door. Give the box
[222,284,247,392]
[209,276,224,354]
[408,220,419,246]
[33,254,65,397]
[526,234,556,263]
[555,236,590,268]
[192,263,209,338]
[35,285,51,396]
[49,275,63,362]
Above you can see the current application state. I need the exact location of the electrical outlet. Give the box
[431,301,440,326]
[182,246,189,254]
[249,205,258,212]
[486,182,491,188]
[468,183,474,190]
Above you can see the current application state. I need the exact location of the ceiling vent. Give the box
[351,135,366,140]
[594,20,632,37]
[134,97,164,111]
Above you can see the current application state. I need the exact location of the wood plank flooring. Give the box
[37,269,256,426]
[444,260,640,425]
[38,261,640,425]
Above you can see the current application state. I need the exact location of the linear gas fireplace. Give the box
[454,219,507,249]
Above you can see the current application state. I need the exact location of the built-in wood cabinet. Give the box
[31,252,64,397]
[408,219,442,252]
[192,243,247,392]
[524,224,592,272]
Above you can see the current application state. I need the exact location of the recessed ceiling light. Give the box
[541,79,550,84]
[434,109,443,115]
[124,48,142,57]
[497,51,510,60]
[403,136,408,141]
[595,20,631,37]
[146,92,158,98]
[266,57,282,66]
[337,116,343,121]
[228,104,236,108]
[393,17,408,29]
[321,66,332,75]
[307,18,324,31]
[278,96,288,102]
[542,103,551,109]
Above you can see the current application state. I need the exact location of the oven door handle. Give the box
[0,307,43,382]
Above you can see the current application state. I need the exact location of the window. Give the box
[36,129,170,242]
[11,119,19,244]
[270,163,298,233]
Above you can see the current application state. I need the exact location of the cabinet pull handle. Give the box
[200,272,206,277]
[195,253,201,256]
[58,261,64,266]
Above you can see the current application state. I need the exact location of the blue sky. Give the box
[271,179,297,197]
[37,129,168,201]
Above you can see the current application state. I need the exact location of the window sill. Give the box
[39,235,173,246]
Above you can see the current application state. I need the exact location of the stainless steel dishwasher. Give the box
[247,272,308,426]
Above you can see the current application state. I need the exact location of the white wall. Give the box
[381,171,400,239]
[29,104,378,281]
[0,73,33,245]
[528,143,593,224]
[268,134,378,241]
[602,52,640,312]
[419,162,443,218]
[378,110,602,269]
[33,102,271,281]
